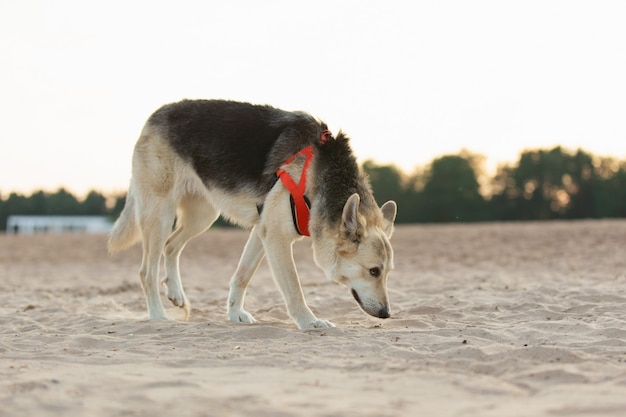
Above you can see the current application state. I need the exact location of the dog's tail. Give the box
[107,183,141,254]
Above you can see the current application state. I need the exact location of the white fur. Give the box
[108,128,396,329]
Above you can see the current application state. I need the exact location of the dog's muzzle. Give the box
[351,289,390,319]
[377,306,390,319]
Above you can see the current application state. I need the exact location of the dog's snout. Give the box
[351,289,390,319]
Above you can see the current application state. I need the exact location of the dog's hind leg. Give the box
[163,195,219,320]
[138,197,177,320]
[227,226,265,324]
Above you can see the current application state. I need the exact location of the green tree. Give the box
[0,192,31,231]
[492,147,569,220]
[613,165,626,217]
[490,147,620,220]
[565,149,596,219]
[47,188,81,215]
[362,160,419,223]
[81,190,108,215]
[29,191,49,214]
[420,154,487,222]
[593,161,626,218]
[109,194,126,220]
[362,160,404,205]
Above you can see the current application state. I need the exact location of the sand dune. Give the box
[1,220,625,416]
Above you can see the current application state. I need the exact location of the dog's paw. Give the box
[228,309,257,324]
[298,319,336,329]
[148,312,174,321]
[167,292,190,310]
[163,278,189,307]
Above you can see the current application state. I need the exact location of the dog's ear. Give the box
[380,200,397,238]
[341,193,363,244]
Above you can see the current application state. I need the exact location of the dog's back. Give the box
[146,99,324,194]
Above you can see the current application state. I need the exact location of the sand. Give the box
[1,220,626,416]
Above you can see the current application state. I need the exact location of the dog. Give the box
[107,99,397,329]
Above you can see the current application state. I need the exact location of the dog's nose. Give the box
[378,306,390,319]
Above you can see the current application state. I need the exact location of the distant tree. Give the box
[362,160,414,222]
[0,192,31,231]
[593,161,626,218]
[47,188,81,215]
[109,194,126,220]
[565,149,596,219]
[0,195,4,231]
[29,190,49,214]
[613,165,626,217]
[81,190,108,215]
[400,170,426,223]
[489,147,625,220]
[492,147,567,220]
[362,160,405,205]
[420,154,487,222]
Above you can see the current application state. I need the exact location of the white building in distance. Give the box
[6,215,113,235]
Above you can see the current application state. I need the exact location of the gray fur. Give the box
[108,99,397,329]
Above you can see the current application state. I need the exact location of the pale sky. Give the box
[1,0,625,197]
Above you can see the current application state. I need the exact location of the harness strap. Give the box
[276,130,331,236]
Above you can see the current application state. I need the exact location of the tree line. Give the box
[364,146,626,223]
[1,146,625,231]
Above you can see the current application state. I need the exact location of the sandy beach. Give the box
[1,220,625,416]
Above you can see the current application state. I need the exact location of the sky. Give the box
[1,0,625,197]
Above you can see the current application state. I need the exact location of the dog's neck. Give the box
[275,130,333,236]
[307,132,378,239]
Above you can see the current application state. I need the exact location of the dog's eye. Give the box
[369,267,381,278]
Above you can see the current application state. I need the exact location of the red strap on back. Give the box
[276,130,331,236]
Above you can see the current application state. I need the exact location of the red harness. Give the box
[276,130,332,236]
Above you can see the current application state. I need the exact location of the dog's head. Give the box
[313,193,397,319]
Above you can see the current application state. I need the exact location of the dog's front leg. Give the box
[227,227,266,324]
[262,233,335,330]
